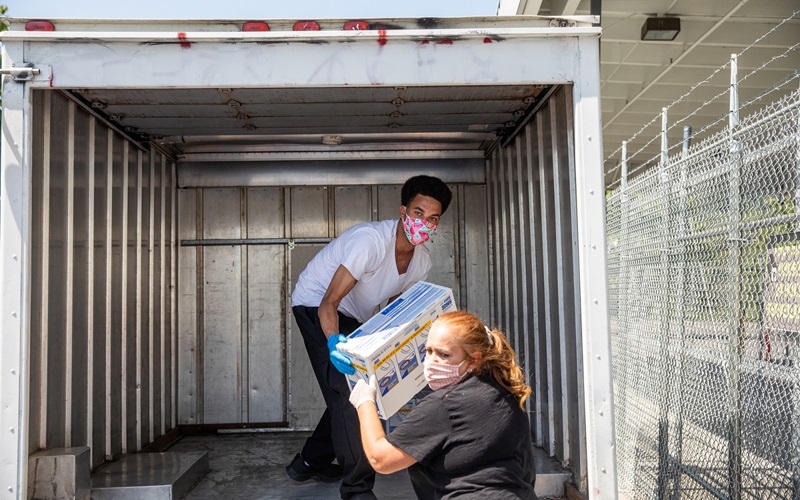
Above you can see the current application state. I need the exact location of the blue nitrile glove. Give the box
[327,334,355,375]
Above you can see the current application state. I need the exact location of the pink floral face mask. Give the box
[402,214,437,246]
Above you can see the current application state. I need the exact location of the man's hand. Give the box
[327,334,355,375]
[349,376,378,409]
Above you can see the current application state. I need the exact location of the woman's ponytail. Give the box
[481,328,532,408]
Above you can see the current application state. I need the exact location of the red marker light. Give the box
[293,20,321,31]
[343,21,369,31]
[25,21,56,31]
[242,22,270,32]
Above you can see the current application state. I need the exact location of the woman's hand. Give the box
[349,375,378,409]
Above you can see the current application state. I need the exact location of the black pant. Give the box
[292,306,376,499]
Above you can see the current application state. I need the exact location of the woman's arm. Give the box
[349,377,417,474]
[356,402,418,474]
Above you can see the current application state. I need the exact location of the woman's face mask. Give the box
[423,356,468,391]
[402,214,437,246]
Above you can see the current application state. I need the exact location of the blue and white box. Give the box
[341,282,456,419]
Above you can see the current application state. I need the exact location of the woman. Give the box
[349,311,537,499]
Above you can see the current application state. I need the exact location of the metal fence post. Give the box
[793,78,800,500]
[657,106,673,499]
[616,141,631,491]
[726,52,744,500]
[621,141,628,191]
[669,125,692,499]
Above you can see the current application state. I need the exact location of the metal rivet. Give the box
[591,244,597,250]
[10,369,16,375]
[601,467,607,473]
[589,190,595,195]
[593,299,599,304]
[587,136,592,141]
[598,410,604,416]
[11,311,16,318]
[8,486,13,492]
[12,254,18,260]
[9,427,14,433]
[596,355,601,360]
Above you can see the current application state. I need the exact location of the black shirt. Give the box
[387,374,537,500]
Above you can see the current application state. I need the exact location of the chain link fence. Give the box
[605,14,800,499]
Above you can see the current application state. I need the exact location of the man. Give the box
[287,175,452,500]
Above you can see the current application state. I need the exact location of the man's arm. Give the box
[318,264,358,339]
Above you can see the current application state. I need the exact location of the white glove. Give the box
[349,375,378,409]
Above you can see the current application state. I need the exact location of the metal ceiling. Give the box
[66,67,544,169]
[502,0,800,185]
[71,83,549,161]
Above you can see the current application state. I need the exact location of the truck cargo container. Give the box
[0,15,615,498]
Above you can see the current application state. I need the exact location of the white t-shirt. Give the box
[291,219,432,323]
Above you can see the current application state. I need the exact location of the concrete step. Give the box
[91,451,209,499]
[533,446,573,498]
[28,447,91,500]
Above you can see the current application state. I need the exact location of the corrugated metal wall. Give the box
[177,182,489,428]
[23,84,587,484]
[486,85,588,489]
[28,90,177,468]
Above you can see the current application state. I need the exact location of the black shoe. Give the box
[285,454,343,483]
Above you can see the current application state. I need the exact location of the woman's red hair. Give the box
[433,311,531,408]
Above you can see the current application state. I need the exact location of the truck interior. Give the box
[3,16,614,498]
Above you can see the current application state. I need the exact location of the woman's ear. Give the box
[470,351,482,371]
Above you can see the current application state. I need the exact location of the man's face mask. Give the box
[402,214,437,245]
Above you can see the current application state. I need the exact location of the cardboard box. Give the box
[341,282,456,419]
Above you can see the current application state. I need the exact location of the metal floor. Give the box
[167,431,416,499]
[167,430,567,500]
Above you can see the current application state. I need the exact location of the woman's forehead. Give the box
[428,322,456,347]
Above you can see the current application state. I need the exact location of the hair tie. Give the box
[485,326,494,346]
